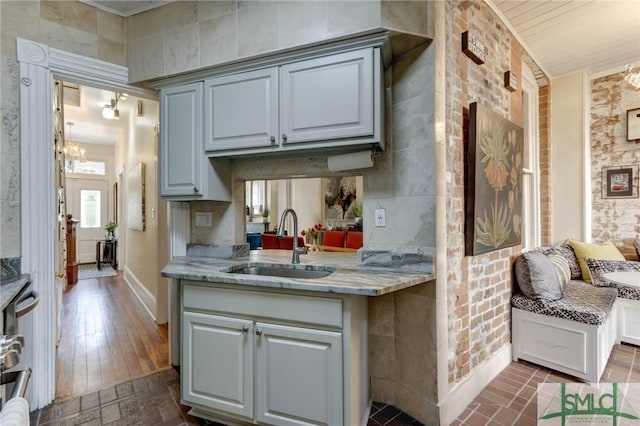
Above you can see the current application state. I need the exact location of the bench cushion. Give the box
[533,241,582,280]
[584,257,640,301]
[511,281,617,325]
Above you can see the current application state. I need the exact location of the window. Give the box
[245,180,266,217]
[80,190,101,228]
[66,159,106,175]
[521,64,541,249]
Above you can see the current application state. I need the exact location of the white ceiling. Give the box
[64,85,136,145]
[490,0,640,78]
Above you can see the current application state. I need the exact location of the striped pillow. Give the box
[548,254,571,291]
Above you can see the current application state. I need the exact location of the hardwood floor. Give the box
[55,272,169,400]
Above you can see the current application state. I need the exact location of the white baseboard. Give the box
[439,343,512,425]
[123,266,157,322]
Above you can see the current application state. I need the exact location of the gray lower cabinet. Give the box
[181,281,368,426]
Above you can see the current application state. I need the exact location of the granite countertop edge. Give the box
[0,274,32,310]
[162,251,434,296]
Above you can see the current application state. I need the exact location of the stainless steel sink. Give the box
[228,265,334,279]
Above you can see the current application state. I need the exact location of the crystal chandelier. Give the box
[63,122,86,162]
[624,65,640,89]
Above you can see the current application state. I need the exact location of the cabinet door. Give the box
[182,311,254,419]
[160,83,203,197]
[256,322,343,426]
[280,48,374,145]
[204,68,278,151]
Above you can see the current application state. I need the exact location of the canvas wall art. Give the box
[465,102,524,256]
[323,177,357,220]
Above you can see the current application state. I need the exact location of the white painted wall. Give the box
[550,72,590,243]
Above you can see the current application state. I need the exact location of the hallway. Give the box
[55,272,169,400]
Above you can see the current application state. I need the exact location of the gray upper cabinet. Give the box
[203,47,383,156]
[204,68,278,152]
[280,48,375,146]
[160,82,231,201]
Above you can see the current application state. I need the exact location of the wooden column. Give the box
[66,214,79,286]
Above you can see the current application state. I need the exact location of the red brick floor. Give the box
[452,343,640,425]
[31,343,638,426]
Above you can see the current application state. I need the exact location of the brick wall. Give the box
[539,85,552,245]
[591,72,640,259]
[445,0,549,386]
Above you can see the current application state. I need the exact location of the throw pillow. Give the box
[584,257,640,287]
[548,254,571,291]
[514,251,563,301]
[533,243,582,280]
[569,240,625,283]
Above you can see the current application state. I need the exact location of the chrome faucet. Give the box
[276,208,308,264]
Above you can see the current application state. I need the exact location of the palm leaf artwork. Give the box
[465,103,524,255]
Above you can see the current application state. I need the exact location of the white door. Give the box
[280,48,374,145]
[66,178,109,264]
[256,322,343,426]
[204,68,278,151]
[182,311,254,419]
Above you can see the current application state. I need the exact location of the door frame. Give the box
[16,37,161,408]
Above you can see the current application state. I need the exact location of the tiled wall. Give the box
[590,72,640,259]
[444,1,548,388]
[126,0,432,82]
[0,1,125,259]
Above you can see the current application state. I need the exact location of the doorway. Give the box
[17,38,164,408]
[66,178,109,263]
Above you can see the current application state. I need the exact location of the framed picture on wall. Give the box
[602,165,638,198]
[627,108,640,141]
[464,102,524,256]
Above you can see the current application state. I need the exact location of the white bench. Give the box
[511,282,618,383]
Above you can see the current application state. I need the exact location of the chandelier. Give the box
[63,122,86,162]
[102,92,127,120]
[624,65,640,89]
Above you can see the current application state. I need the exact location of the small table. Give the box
[602,271,640,287]
[96,238,118,270]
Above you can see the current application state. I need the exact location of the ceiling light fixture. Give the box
[624,65,640,89]
[102,92,127,120]
[63,122,86,162]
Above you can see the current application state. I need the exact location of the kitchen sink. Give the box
[227,265,334,279]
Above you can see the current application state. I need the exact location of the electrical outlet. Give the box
[195,212,213,227]
[374,209,386,227]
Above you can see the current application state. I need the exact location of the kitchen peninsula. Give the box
[162,250,434,426]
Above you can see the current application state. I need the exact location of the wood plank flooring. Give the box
[55,272,169,400]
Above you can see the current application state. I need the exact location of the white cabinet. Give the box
[159,83,231,201]
[280,48,375,146]
[182,312,253,418]
[256,322,343,426]
[204,68,278,151]
[203,47,382,156]
[181,282,368,426]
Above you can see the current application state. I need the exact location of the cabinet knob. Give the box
[242,326,249,333]
[270,135,275,143]
[194,187,199,193]
[281,134,287,142]
[255,329,263,336]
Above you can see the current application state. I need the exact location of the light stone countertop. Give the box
[162,250,434,296]
[0,274,31,311]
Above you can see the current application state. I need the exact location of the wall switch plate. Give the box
[374,209,386,227]
[195,212,213,227]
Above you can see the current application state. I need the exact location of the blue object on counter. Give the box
[247,233,262,250]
